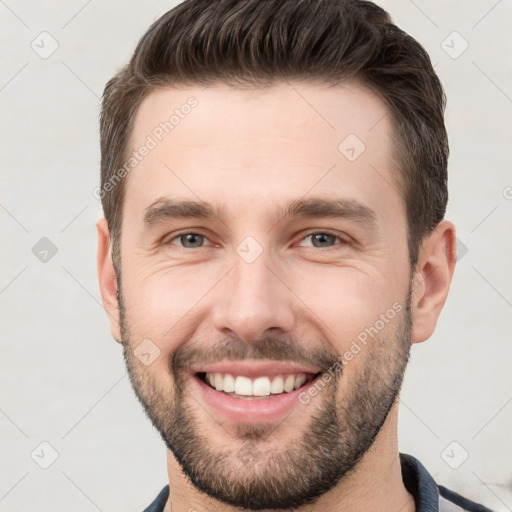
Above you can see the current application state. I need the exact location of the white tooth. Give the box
[207,373,215,387]
[214,373,224,391]
[283,375,295,393]
[223,373,235,392]
[270,375,284,394]
[294,373,306,389]
[253,377,271,396]
[234,376,253,396]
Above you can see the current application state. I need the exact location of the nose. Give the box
[211,251,296,343]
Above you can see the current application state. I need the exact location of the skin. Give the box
[97,81,456,511]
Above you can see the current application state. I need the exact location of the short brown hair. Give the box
[100,0,448,268]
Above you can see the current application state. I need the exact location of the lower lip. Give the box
[191,374,321,423]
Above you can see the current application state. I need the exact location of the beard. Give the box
[119,287,412,510]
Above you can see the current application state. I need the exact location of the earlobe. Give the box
[96,218,122,342]
[410,220,457,344]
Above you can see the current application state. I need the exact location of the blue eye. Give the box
[172,233,207,248]
[166,231,345,250]
[299,232,342,248]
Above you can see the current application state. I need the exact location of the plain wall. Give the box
[1,1,511,510]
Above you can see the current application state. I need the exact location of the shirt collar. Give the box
[401,452,441,511]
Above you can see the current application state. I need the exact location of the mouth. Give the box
[190,364,324,423]
[196,371,322,400]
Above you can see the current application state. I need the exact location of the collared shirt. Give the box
[142,453,493,511]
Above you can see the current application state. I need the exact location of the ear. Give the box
[96,217,122,343]
[410,220,457,344]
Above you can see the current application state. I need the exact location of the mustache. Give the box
[170,335,340,376]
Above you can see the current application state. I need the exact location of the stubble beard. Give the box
[119,287,412,510]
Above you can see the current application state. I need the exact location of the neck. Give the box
[163,403,415,512]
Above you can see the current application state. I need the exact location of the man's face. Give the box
[117,82,413,509]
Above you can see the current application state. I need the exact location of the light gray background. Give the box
[1,1,511,511]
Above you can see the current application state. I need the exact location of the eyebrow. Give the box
[278,198,376,225]
[143,197,376,228]
[143,198,218,226]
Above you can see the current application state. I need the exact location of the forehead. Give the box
[124,81,401,225]
[132,80,392,151]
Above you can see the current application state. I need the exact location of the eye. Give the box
[168,232,211,248]
[297,231,345,248]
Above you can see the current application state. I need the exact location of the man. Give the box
[96,0,493,510]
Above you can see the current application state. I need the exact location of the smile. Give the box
[198,371,320,399]
[190,363,324,423]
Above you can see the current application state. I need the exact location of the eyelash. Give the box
[297,230,349,248]
[165,230,349,249]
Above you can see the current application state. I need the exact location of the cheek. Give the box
[286,264,407,351]
[121,263,219,346]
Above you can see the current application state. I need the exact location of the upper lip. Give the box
[190,360,323,379]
